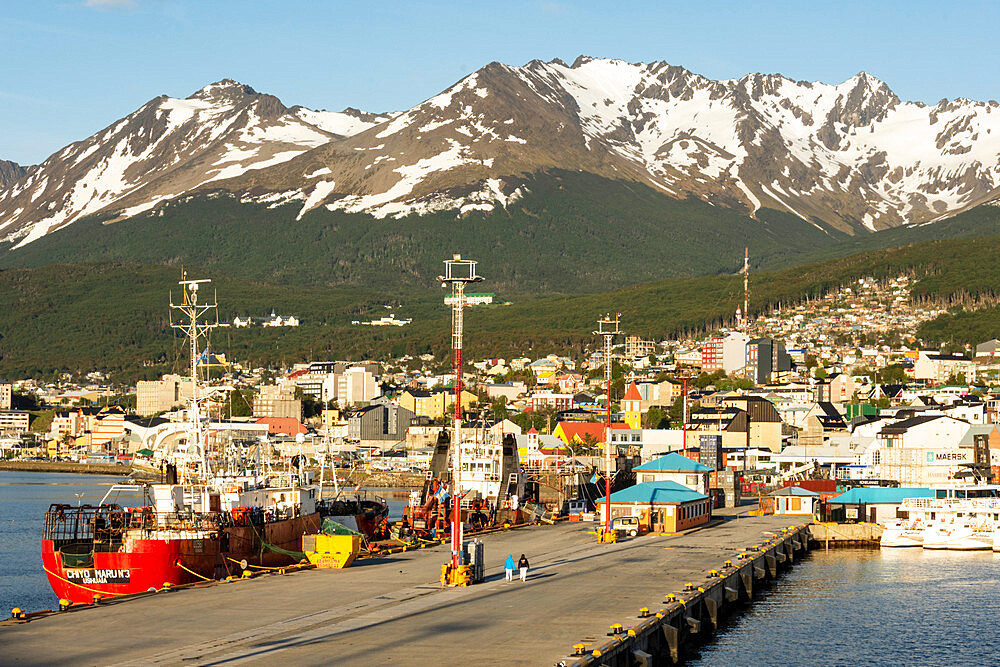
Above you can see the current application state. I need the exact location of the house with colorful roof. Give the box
[596,479,711,533]
[552,421,631,452]
[633,452,713,494]
[515,427,566,469]
[553,370,585,393]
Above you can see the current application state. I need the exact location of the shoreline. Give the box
[0,460,426,488]
[0,461,133,476]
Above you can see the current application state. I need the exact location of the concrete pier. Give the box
[809,522,883,547]
[3,512,809,665]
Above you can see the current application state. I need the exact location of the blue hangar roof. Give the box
[829,487,934,504]
[634,452,713,473]
[598,480,708,505]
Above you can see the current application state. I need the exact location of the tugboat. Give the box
[40,274,323,603]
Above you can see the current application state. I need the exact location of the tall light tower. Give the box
[439,254,482,573]
[595,313,621,539]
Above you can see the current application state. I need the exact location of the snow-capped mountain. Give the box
[0,80,392,247]
[5,58,1000,249]
[239,58,1000,233]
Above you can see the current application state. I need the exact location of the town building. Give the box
[348,404,414,444]
[553,422,632,451]
[136,374,191,417]
[769,486,820,515]
[824,487,935,524]
[596,480,711,532]
[621,382,642,430]
[486,382,527,401]
[873,415,980,485]
[976,339,1000,358]
[624,336,657,359]
[321,366,380,407]
[745,338,792,384]
[253,385,301,420]
[0,410,29,434]
[516,428,566,469]
[720,396,784,452]
[913,351,975,384]
[701,332,749,374]
[633,452,713,494]
[0,383,11,410]
[444,292,494,306]
[528,393,575,412]
[398,388,477,420]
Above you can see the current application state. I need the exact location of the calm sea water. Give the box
[0,471,409,613]
[0,471,140,613]
[691,547,1000,665]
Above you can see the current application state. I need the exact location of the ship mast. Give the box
[170,271,218,480]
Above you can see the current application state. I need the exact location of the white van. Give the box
[611,516,640,537]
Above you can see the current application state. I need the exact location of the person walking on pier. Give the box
[504,554,516,581]
[517,553,529,582]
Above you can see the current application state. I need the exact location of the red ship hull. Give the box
[42,512,322,604]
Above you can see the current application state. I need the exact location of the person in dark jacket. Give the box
[517,553,529,582]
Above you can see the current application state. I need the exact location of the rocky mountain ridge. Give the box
[0,160,28,189]
[0,79,392,248]
[4,59,1000,248]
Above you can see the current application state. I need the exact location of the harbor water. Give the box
[691,547,1000,665]
[0,471,408,613]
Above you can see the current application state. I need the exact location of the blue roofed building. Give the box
[769,486,820,516]
[825,487,935,524]
[633,452,713,495]
[596,479,711,533]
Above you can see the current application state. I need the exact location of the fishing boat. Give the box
[40,274,324,604]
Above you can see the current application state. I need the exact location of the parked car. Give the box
[611,516,640,537]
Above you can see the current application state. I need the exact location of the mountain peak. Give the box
[189,79,257,101]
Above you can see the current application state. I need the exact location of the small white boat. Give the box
[923,521,994,551]
[880,519,924,547]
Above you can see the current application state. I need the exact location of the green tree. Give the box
[229,389,254,417]
[945,372,967,386]
[643,406,669,429]
[489,396,509,421]
[878,364,908,385]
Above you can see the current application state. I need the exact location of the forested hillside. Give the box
[0,171,841,295]
[3,234,999,380]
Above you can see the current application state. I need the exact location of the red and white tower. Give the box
[438,254,482,572]
[594,313,621,538]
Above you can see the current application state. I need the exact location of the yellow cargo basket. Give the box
[302,533,362,569]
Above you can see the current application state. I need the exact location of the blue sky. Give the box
[1,0,998,164]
